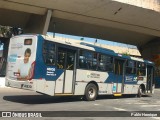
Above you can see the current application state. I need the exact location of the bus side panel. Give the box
[123,84,139,94]
[76,69,109,83]
[98,83,110,95]
[74,69,115,95]
[74,83,114,95]
[45,81,56,95]
[54,72,64,93]
[34,36,65,96]
[35,79,56,96]
[34,36,57,96]
[106,83,113,94]
[74,82,88,95]
[75,69,108,95]
[124,75,139,94]
[132,85,139,94]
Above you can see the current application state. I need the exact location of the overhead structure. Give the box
[0,0,160,59]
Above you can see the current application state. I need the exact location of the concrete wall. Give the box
[140,38,160,79]
[115,0,160,11]
[140,38,160,60]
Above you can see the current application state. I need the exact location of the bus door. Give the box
[146,65,154,93]
[113,58,125,93]
[55,47,76,94]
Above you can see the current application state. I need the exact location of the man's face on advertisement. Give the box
[24,53,30,63]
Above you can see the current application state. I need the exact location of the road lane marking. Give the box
[134,103,148,104]
[113,107,126,111]
[127,102,148,105]
[94,104,100,106]
[141,105,160,107]
[151,117,160,120]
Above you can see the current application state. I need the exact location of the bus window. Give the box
[79,50,93,70]
[79,50,87,69]
[126,60,136,75]
[24,39,32,45]
[43,41,55,65]
[99,54,106,71]
[85,51,93,70]
[57,51,65,69]
[98,54,113,72]
[93,53,98,70]
[114,59,124,75]
[106,56,113,72]
[137,62,146,76]
[66,52,74,70]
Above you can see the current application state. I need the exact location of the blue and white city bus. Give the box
[5,34,155,101]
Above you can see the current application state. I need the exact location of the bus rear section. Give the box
[5,35,37,90]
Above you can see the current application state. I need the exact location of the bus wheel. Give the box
[84,83,98,101]
[137,86,143,98]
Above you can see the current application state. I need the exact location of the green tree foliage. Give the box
[0,25,23,38]
[121,52,130,56]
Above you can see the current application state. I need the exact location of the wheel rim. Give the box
[88,87,96,99]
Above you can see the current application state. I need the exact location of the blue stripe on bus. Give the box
[34,35,46,79]
[34,35,63,81]
[105,73,137,84]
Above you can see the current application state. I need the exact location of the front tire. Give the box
[137,86,143,98]
[84,83,98,101]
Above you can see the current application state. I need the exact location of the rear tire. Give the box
[84,83,98,101]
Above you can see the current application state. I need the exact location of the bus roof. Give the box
[79,42,154,64]
[12,34,154,65]
[41,35,154,65]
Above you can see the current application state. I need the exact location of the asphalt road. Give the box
[0,87,160,120]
